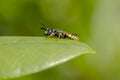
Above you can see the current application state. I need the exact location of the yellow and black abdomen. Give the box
[65,33,79,41]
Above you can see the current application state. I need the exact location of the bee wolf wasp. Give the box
[40,24,79,41]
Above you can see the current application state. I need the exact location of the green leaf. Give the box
[0,36,95,79]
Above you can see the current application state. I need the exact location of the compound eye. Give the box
[47,29,52,34]
[44,29,52,35]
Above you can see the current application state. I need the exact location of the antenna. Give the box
[40,24,47,30]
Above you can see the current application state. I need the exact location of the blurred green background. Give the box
[0,0,120,80]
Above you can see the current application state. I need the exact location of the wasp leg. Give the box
[49,32,55,37]
[44,33,55,40]
[54,33,62,42]
[47,32,55,39]
[58,33,62,38]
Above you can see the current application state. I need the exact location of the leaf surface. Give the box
[0,36,95,79]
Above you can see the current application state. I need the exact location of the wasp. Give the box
[40,24,79,41]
